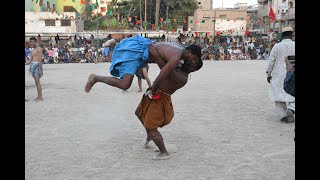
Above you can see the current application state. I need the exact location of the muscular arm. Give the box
[151,47,182,93]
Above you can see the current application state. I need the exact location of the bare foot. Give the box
[152,153,170,160]
[85,74,96,93]
[34,98,43,102]
[144,140,151,149]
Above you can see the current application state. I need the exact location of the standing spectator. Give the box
[37,34,41,45]
[55,34,60,45]
[53,45,59,63]
[266,27,295,123]
[47,48,54,64]
[74,35,78,45]
[25,43,31,62]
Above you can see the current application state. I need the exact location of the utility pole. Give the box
[222,0,223,10]
[150,0,152,23]
[140,0,142,30]
[145,0,147,23]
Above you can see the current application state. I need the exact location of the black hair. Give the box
[186,44,203,70]
[282,31,293,38]
[30,36,37,42]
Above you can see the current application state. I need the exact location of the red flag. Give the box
[195,20,198,23]
[268,6,275,22]
[183,19,186,24]
[244,27,250,36]
[172,29,175,33]
[51,8,55,14]
[217,31,220,37]
[207,32,210,36]
[195,32,199,37]
[136,20,140,25]
[151,24,155,30]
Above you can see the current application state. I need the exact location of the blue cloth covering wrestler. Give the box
[109,35,153,79]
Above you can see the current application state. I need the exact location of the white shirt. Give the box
[266,39,295,102]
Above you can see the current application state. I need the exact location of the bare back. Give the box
[148,42,184,64]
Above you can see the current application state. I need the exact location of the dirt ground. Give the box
[25,61,295,180]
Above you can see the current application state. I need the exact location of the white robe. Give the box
[266,39,295,103]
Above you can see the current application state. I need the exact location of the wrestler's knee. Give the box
[146,129,159,139]
[121,83,131,90]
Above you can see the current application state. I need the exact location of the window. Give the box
[219,15,227,18]
[45,20,55,26]
[64,6,75,12]
[289,2,293,8]
[61,20,71,26]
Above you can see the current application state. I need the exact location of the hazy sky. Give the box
[213,0,258,8]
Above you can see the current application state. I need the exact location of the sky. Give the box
[212,0,258,8]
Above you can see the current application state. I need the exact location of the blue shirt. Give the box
[25,48,30,60]
[104,47,110,57]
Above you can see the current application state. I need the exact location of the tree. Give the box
[155,0,160,28]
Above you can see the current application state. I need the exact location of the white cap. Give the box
[282,27,293,33]
[103,39,116,47]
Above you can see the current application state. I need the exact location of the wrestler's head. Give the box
[183,44,203,73]
[29,36,37,48]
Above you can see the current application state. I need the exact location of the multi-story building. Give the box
[257,0,295,33]
[196,0,213,10]
[188,3,247,36]
[25,0,86,43]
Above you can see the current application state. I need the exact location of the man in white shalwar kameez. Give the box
[266,27,295,123]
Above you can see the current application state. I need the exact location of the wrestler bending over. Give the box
[135,43,203,160]
[84,35,201,92]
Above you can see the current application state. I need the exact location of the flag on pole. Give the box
[268,6,275,22]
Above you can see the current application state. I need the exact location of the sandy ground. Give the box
[25,61,295,180]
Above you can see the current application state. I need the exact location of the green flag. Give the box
[202,20,205,23]
[190,20,193,23]
[212,20,216,22]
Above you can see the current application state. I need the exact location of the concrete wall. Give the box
[25,12,77,34]
[188,9,247,32]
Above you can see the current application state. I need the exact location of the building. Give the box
[247,4,259,30]
[188,8,247,36]
[257,0,295,33]
[196,0,213,10]
[25,0,85,36]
